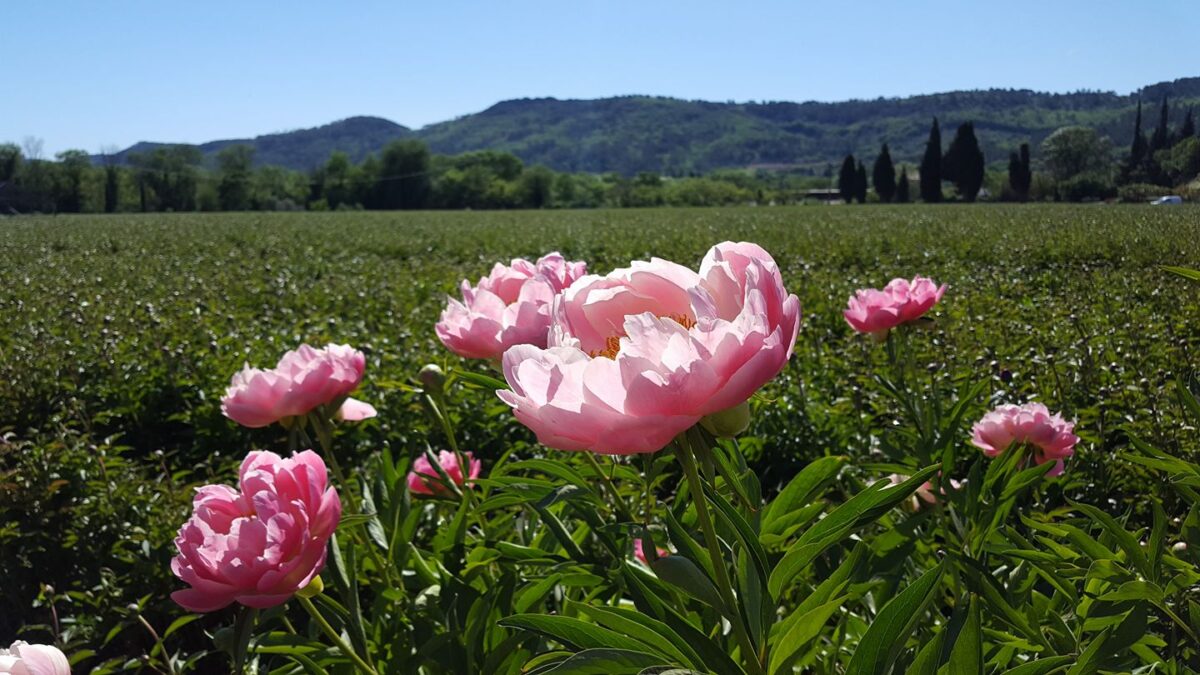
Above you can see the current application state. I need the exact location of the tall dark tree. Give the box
[872,143,896,202]
[919,118,943,202]
[895,166,910,203]
[1181,107,1195,140]
[837,154,857,203]
[104,165,119,213]
[1121,101,1149,184]
[216,145,254,211]
[1149,95,1170,154]
[1007,142,1032,201]
[942,122,985,201]
[855,161,868,203]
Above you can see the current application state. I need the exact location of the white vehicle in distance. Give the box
[1151,195,1183,205]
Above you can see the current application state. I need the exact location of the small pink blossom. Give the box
[884,473,962,511]
[633,539,669,565]
[221,343,374,428]
[971,403,1079,476]
[499,242,801,454]
[436,253,588,360]
[0,641,70,675]
[171,450,341,613]
[407,451,482,496]
[844,276,946,335]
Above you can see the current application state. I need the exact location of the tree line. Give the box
[835,96,1200,204]
[3,97,1198,214]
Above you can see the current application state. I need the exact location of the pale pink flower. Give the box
[436,253,588,360]
[633,539,669,565]
[0,642,70,675]
[171,451,341,613]
[844,276,946,335]
[499,242,801,454]
[221,343,374,428]
[884,473,962,511]
[407,451,482,496]
[971,403,1079,476]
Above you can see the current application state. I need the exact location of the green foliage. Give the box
[872,144,896,203]
[943,122,985,202]
[919,118,942,202]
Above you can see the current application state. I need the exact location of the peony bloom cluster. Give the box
[171,451,341,613]
[436,253,588,361]
[844,276,946,336]
[407,450,482,496]
[971,403,1079,476]
[0,641,70,675]
[221,344,376,428]
[499,242,801,454]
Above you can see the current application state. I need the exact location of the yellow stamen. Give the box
[587,313,696,359]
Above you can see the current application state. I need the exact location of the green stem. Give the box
[677,437,765,675]
[298,596,378,675]
[583,452,634,522]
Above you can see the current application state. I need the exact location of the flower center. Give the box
[588,313,696,359]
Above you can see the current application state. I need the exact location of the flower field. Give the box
[2,204,1200,673]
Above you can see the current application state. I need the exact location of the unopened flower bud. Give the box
[700,400,752,438]
[419,364,446,393]
[296,575,324,598]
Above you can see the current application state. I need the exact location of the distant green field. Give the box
[2,205,1200,661]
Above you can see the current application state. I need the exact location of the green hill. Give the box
[108,77,1200,174]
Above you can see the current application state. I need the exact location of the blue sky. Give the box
[6,1,1199,155]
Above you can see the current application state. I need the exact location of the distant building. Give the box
[805,188,842,202]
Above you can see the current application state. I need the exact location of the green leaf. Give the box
[650,554,729,616]
[770,465,939,596]
[846,563,944,675]
[763,456,845,534]
[904,631,945,675]
[533,648,668,674]
[1067,502,1148,576]
[452,367,509,391]
[1064,627,1110,675]
[1160,264,1200,282]
[999,461,1055,503]
[947,596,982,675]
[768,595,848,673]
[1001,656,1075,675]
[1097,580,1164,603]
[565,599,702,669]
[499,614,655,653]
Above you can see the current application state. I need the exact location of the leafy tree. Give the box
[837,155,856,203]
[1156,136,1200,186]
[216,145,255,211]
[54,150,92,213]
[872,144,896,202]
[942,122,985,201]
[0,143,20,181]
[895,165,910,203]
[129,145,202,212]
[519,166,556,208]
[919,118,942,202]
[1006,144,1032,201]
[854,161,868,203]
[373,140,431,210]
[1041,127,1113,181]
[1181,107,1195,140]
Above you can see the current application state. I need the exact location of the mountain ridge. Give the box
[104,77,1200,174]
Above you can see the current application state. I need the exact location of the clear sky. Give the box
[6,1,1199,155]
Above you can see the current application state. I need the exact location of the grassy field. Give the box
[3,204,1200,668]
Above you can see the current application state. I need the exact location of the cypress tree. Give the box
[919,118,943,202]
[1008,151,1022,200]
[838,154,856,203]
[855,161,868,203]
[1018,143,1032,199]
[872,143,896,202]
[895,166,910,203]
[1121,102,1148,184]
[1181,107,1195,140]
[943,122,985,201]
[104,165,119,213]
[1149,95,1170,153]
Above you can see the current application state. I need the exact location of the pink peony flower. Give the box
[407,450,482,496]
[844,276,947,335]
[499,242,801,454]
[171,450,341,613]
[971,403,1079,476]
[0,641,70,675]
[633,539,669,565]
[436,253,588,360]
[884,473,962,511]
[221,343,374,428]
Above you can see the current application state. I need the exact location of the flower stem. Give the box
[298,596,378,675]
[583,452,634,522]
[677,435,765,675]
